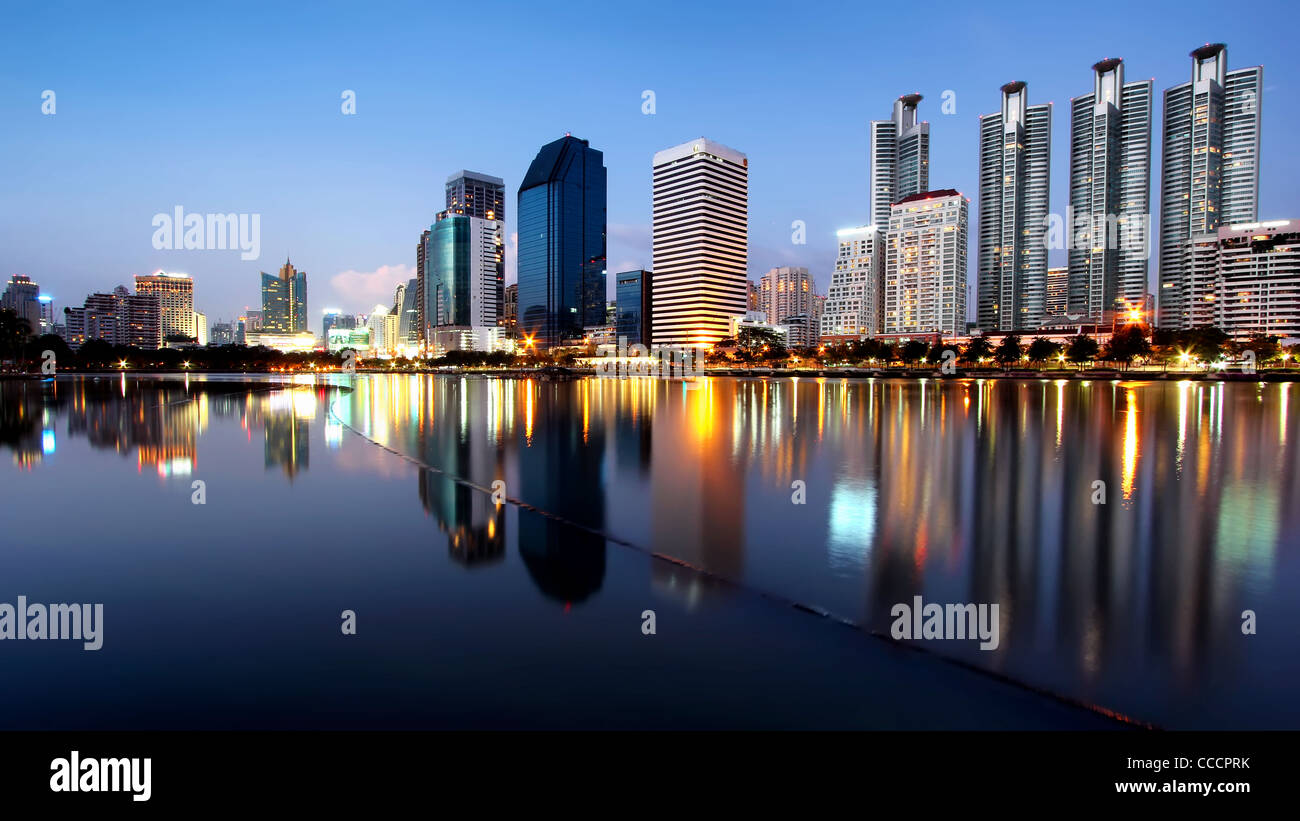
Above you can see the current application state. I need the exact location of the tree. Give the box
[899,340,929,364]
[1026,337,1062,365]
[1102,325,1151,369]
[0,309,33,368]
[736,325,786,354]
[1066,333,1100,365]
[993,334,1023,367]
[960,337,993,364]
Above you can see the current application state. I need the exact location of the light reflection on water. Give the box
[2,373,1298,729]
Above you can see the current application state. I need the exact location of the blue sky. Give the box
[1,0,1296,326]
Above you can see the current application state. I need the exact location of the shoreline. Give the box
[5,368,1300,382]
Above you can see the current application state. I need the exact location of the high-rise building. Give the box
[396,277,419,347]
[1044,266,1069,321]
[423,211,505,339]
[135,271,195,340]
[322,309,354,341]
[614,269,653,348]
[746,279,759,311]
[446,171,505,221]
[193,311,207,345]
[978,82,1052,332]
[758,266,822,347]
[64,286,160,349]
[1185,219,1298,337]
[1158,44,1263,329]
[1,275,41,335]
[517,135,607,348]
[501,283,518,333]
[870,94,930,230]
[822,225,884,340]
[651,138,748,348]
[416,227,431,344]
[261,258,308,333]
[885,190,968,337]
[1067,59,1153,325]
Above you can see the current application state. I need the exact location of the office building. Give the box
[651,138,748,348]
[517,135,607,347]
[614,269,653,347]
[758,266,815,327]
[1,275,42,334]
[1044,266,1069,320]
[501,283,517,333]
[261,258,308,333]
[870,95,930,229]
[446,171,505,221]
[1068,59,1153,325]
[423,210,505,339]
[978,82,1052,332]
[1158,44,1263,329]
[64,285,161,349]
[822,225,884,340]
[884,190,968,337]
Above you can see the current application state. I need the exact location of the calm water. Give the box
[2,373,1297,729]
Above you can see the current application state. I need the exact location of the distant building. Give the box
[885,190,968,337]
[135,271,195,340]
[446,170,505,221]
[211,320,235,345]
[614,270,653,348]
[1,275,42,334]
[244,332,317,353]
[1045,266,1069,320]
[758,267,815,326]
[64,285,161,349]
[501,283,518,333]
[517,135,607,347]
[193,311,207,345]
[823,226,884,341]
[397,277,419,348]
[651,138,748,348]
[746,279,759,311]
[261,258,308,333]
[327,326,371,352]
[322,309,353,341]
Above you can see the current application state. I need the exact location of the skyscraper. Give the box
[614,269,653,348]
[651,138,748,348]
[1158,43,1263,329]
[416,227,430,345]
[517,135,607,348]
[978,82,1052,332]
[261,258,308,333]
[758,266,816,328]
[1,274,41,335]
[423,211,504,337]
[1068,59,1153,325]
[135,271,195,340]
[870,94,930,230]
[822,225,884,340]
[884,190,968,337]
[445,171,505,221]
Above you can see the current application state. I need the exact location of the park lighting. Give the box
[181,361,191,369]
[117,359,128,369]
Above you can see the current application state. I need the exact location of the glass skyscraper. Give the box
[615,270,652,347]
[517,135,607,348]
[261,258,308,333]
[423,212,504,337]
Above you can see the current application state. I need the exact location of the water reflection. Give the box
[3,374,1297,727]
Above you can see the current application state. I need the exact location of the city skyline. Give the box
[2,1,1296,327]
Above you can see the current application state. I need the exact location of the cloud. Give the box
[329,263,414,310]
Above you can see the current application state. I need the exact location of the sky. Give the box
[1,0,1297,328]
